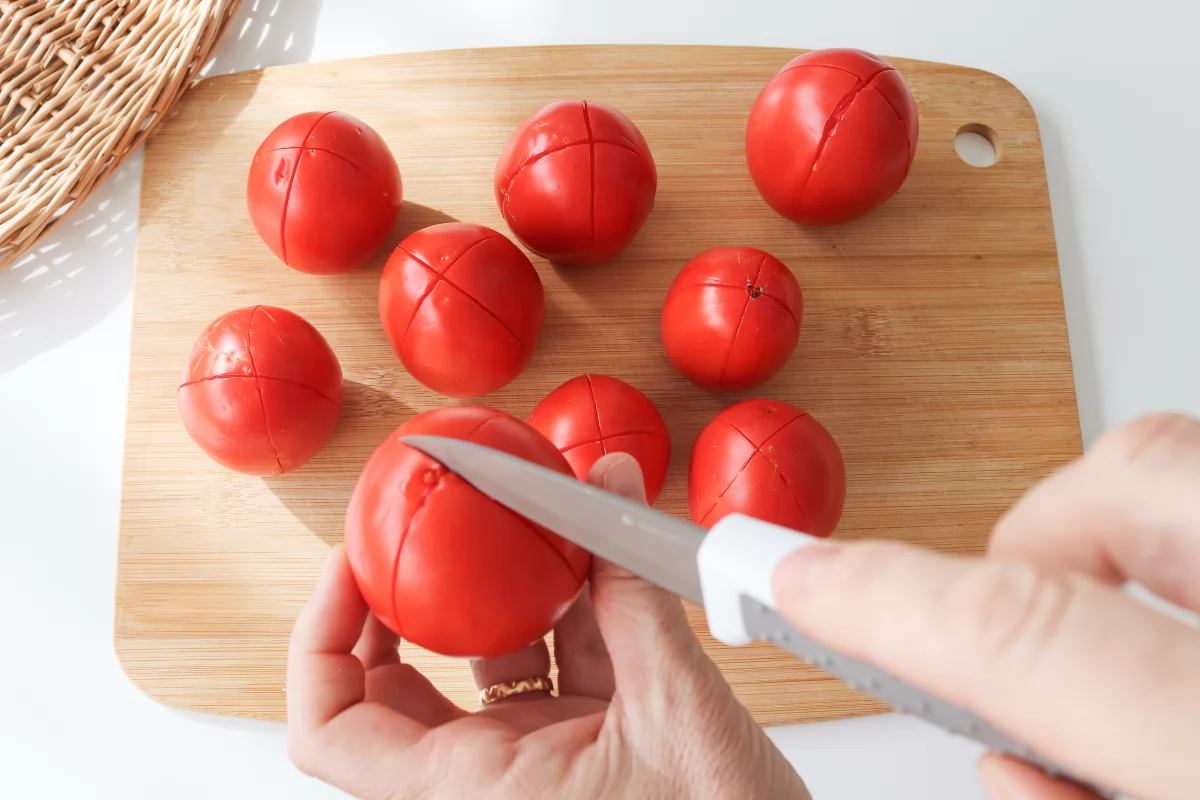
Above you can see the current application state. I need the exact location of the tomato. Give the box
[178,305,342,475]
[689,399,845,536]
[494,100,657,265]
[379,223,544,398]
[344,406,590,657]
[746,48,918,226]
[660,246,802,391]
[528,374,671,503]
[247,111,402,274]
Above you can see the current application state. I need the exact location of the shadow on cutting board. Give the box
[355,202,461,276]
[266,380,414,547]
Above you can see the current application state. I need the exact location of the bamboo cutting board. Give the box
[116,45,1081,725]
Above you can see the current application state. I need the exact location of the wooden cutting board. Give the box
[116,45,1080,725]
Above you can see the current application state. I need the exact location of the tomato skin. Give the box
[689,399,845,536]
[746,49,918,226]
[494,100,657,265]
[344,407,591,657]
[178,305,343,476]
[379,223,544,398]
[247,111,402,274]
[660,247,802,392]
[528,374,671,503]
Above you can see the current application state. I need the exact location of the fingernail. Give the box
[772,543,841,599]
[598,454,647,501]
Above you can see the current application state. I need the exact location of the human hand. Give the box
[287,452,809,800]
[772,413,1200,800]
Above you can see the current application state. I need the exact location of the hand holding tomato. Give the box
[290,454,811,800]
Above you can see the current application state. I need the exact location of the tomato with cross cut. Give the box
[178,305,343,475]
[379,223,545,398]
[247,111,402,274]
[528,374,672,503]
[746,48,919,226]
[688,399,845,536]
[494,99,657,265]
[661,246,802,392]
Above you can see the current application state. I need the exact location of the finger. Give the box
[992,413,1200,612]
[470,640,552,702]
[978,754,1103,800]
[364,662,466,726]
[553,585,615,700]
[352,612,400,669]
[287,545,372,730]
[351,613,463,724]
[585,454,721,706]
[286,547,431,791]
[772,540,1200,800]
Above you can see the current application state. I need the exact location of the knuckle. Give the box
[1092,412,1200,464]
[945,562,1075,672]
[286,729,320,777]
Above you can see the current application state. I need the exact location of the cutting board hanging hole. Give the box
[955,123,1000,167]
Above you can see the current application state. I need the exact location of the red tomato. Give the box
[494,100,657,265]
[379,223,544,398]
[344,406,591,657]
[178,305,343,475]
[247,111,402,274]
[746,49,918,226]
[528,374,671,502]
[660,247,802,391]
[689,399,845,536]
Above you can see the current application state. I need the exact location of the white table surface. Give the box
[2,1,1196,797]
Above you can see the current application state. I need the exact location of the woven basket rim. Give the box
[0,0,242,271]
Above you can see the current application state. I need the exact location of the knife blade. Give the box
[402,434,706,603]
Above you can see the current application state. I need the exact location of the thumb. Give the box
[585,454,716,702]
[771,540,1200,800]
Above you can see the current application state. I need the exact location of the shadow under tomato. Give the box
[266,379,415,547]
[356,202,461,276]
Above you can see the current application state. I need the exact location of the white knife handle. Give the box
[696,513,819,645]
[694,514,1115,799]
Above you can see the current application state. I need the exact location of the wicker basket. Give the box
[0,0,240,270]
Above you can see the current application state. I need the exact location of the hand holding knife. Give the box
[404,434,1116,800]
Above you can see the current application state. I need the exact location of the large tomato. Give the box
[661,246,802,391]
[689,399,845,536]
[344,406,591,658]
[379,223,544,398]
[746,48,918,226]
[528,374,671,503]
[494,100,657,265]
[247,111,402,274]
[178,305,342,475]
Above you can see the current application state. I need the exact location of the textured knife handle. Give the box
[738,596,1116,799]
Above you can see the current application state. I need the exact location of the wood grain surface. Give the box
[116,45,1081,725]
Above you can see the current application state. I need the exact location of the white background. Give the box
[2,1,1197,797]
